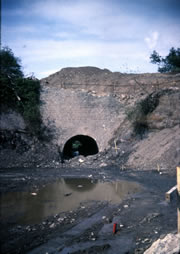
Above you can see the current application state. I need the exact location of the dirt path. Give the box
[0,167,178,254]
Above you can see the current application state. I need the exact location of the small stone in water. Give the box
[31,193,37,196]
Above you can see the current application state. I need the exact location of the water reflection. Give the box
[0,178,141,225]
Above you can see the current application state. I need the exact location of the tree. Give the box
[1,46,23,79]
[0,47,23,106]
[0,47,42,135]
[150,47,180,73]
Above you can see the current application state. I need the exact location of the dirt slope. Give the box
[126,125,180,172]
[0,68,180,173]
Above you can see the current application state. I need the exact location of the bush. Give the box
[126,89,176,137]
[16,77,42,134]
[0,47,42,136]
[126,93,160,138]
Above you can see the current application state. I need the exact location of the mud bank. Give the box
[0,167,178,254]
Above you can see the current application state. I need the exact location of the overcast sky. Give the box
[2,0,180,79]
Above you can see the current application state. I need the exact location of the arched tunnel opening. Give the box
[62,135,99,160]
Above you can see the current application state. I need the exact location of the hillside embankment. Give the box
[0,67,180,174]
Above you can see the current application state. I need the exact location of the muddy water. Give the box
[0,178,142,225]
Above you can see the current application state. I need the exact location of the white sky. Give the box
[2,0,180,78]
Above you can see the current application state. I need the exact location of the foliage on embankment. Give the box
[0,47,42,136]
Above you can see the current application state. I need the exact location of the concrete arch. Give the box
[62,135,99,160]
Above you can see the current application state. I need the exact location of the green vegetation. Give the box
[72,140,82,150]
[126,93,161,138]
[150,47,180,73]
[126,102,148,138]
[126,89,176,138]
[0,47,42,135]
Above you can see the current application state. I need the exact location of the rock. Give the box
[142,238,150,243]
[49,223,55,228]
[58,218,64,222]
[0,110,26,130]
[64,193,72,197]
[144,233,180,254]
[140,213,160,224]
[100,162,107,167]
[123,205,129,208]
[31,192,37,196]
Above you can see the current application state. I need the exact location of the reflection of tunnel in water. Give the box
[63,135,99,159]
[0,178,142,225]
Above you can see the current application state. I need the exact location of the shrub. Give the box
[126,93,160,138]
[0,47,42,136]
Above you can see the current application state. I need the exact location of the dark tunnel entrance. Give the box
[63,135,99,160]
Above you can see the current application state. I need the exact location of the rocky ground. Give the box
[0,166,179,254]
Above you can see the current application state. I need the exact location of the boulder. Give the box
[144,233,180,254]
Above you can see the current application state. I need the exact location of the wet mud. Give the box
[0,166,178,254]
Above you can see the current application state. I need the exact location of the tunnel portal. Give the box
[63,135,99,160]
